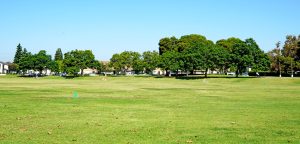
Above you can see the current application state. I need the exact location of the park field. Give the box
[0,76,300,143]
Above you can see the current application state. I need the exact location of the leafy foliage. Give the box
[158,37,178,55]
[54,48,63,61]
[13,43,23,64]
[33,50,52,73]
[142,51,159,74]
[63,50,97,76]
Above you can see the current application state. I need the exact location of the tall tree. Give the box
[176,34,214,75]
[201,44,229,78]
[282,35,300,73]
[245,38,270,72]
[268,42,283,74]
[119,51,133,73]
[63,50,97,76]
[179,48,197,76]
[33,50,52,74]
[142,51,159,74]
[63,51,80,76]
[110,53,122,74]
[54,48,63,61]
[23,48,28,56]
[178,34,212,52]
[19,52,34,73]
[49,60,64,75]
[217,38,256,77]
[13,43,23,64]
[283,35,299,57]
[131,52,143,74]
[216,37,243,73]
[158,36,178,55]
[78,50,97,76]
[159,51,181,76]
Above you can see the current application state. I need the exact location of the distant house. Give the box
[152,68,165,75]
[0,62,9,74]
[80,68,98,75]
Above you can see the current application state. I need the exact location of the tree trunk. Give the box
[81,69,84,76]
[205,68,208,78]
[186,71,189,76]
[235,69,239,78]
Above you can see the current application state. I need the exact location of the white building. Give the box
[0,62,9,74]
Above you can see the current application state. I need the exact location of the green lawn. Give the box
[0,76,300,143]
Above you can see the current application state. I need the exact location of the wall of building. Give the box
[0,63,8,74]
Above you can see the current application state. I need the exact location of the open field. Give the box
[0,76,300,143]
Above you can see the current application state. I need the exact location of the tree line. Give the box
[11,45,100,76]
[110,34,269,77]
[268,35,300,76]
[9,34,300,77]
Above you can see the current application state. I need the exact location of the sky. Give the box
[0,0,299,62]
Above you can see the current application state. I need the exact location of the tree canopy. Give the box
[13,33,300,78]
[54,48,63,61]
[63,50,98,76]
[13,43,23,64]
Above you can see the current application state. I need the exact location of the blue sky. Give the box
[0,0,299,61]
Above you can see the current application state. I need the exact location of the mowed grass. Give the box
[0,76,300,144]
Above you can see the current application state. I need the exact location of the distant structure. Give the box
[0,62,9,74]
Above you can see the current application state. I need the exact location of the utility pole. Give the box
[291,47,294,78]
[276,41,282,77]
[291,58,293,77]
[279,47,282,78]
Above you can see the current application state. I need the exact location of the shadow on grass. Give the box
[17,75,78,79]
[18,75,46,78]
[65,76,77,79]
[175,75,257,80]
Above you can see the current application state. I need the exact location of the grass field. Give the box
[0,76,300,143]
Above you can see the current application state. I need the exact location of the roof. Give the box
[0,61,11,65]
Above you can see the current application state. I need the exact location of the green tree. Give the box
[100,62,113,74]
[160,51,181,76]
[283,35,299,57]
[119,51,133,73]
[216,37,243,73]
[49,60,64,75]
[158,36,178,55]
[13,43,23,64]
[33,50,52,74]
[268,42,283,74]
[179,48,197,76]
[216,38,242,52]
[23,48,28,56]
[201,44,229,78]
[230,39,254,77]
[19,52,34,74]
[93,61,103,74]
[178,34,212,52]
[54,48,63,61]
[8,63,19,73]
[63,51,80,76]
[177,35,223,77]
[131,52,143,74]
[110,53,122,74]
[142,51,159,74]
[78,50,96,76]
[110,51,144,74]
[63,50,97,76]
[245,38,270,72]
